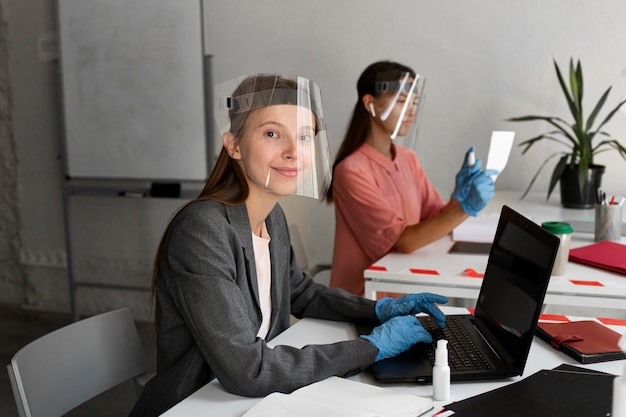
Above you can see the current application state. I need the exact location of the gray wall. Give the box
[1,0,626,320]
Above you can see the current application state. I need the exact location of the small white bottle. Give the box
[613,335,626,417]
[432,339,450,401]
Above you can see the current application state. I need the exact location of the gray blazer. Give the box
[130,201,378,417]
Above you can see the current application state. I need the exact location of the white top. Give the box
[252,223,272,339]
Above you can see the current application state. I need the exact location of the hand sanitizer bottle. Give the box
[433,339,450,401]
[613,335,626,417]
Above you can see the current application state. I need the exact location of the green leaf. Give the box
[596,139,626,161]
[520,152,564,199]
[585,87,610,132]
[555,59,578,124]
[592,97,626,136]
[547,155,569,200]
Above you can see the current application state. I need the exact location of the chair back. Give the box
[7,308,148,417]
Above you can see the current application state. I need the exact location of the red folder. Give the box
[536,320,626,364]
[568,240,626,275]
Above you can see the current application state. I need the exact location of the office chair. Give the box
[7,308,151,417]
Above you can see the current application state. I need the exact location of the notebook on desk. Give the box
[536,320,626,364]
[358,205,560,383]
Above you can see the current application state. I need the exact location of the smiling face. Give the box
[223,104,316,198]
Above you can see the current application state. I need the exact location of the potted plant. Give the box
[507,58,626,208]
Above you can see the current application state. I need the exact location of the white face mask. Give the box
[372,71,426,149]
[214,74,331,200]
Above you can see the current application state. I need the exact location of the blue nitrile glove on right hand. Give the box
[360,316,433,361]
[459,169,499,216]
[376,293,448,327]
[452,146,482,203]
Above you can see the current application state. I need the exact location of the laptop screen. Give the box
[474,205,559,367]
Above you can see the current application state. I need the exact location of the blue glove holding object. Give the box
[459,169,499,216]
[376,293,448,327]
[361,316,433,361]
[452,146,482,203]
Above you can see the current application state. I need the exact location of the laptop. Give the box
[359,205,560,383]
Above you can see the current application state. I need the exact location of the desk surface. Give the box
[161,306,626,417]
[364,191,626,310]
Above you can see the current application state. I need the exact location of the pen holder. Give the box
[541,222,573,275]
[595,204,623,242]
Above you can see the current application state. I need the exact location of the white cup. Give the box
[542,222,573,275]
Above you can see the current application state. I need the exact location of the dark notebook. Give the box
[448,241,492,254]
[536,320,626,364]
[358,205,560,383]
[443,365,614,417]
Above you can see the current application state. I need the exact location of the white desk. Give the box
[364,191,626,310]
[161,306,626,417]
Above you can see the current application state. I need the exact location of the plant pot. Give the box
[559,164,605,209]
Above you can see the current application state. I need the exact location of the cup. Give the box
[541,221,573,275]
[595,204,623,242]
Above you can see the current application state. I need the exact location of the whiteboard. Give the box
[58,0,207,181]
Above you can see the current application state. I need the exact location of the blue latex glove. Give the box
[360,316,432,361]
[376,293,448,327]
[459,169,499,216]
[451,147,482,203]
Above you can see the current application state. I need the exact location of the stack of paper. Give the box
[242,377,432,417]
[452,213,499,243]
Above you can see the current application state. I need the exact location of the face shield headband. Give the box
[214,74,332,200]
[373,71,426,147]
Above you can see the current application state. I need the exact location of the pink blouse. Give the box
[330,143,446,296]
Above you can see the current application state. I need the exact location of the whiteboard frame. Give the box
[58,0,208,181]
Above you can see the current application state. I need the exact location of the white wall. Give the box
[204,0,626,269]
[2,0,626,317]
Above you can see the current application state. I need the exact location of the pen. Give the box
[610,195,616,205]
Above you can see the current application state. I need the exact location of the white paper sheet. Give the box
[242,377,432,417]
[242,392,382,417]
[486,131,515,182]
[452,213,500,243]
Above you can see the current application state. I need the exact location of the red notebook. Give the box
[568,240,626,275]
[536,320,626,364]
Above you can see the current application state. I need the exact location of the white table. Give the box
[364,191,626,310]
[160,306,626,417]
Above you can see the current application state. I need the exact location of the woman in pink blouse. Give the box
[325,61,497,296]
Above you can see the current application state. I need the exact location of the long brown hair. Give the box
[325,61,415,203]
[150,74,299,321]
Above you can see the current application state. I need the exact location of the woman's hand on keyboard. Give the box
[375,293,448,327]
[360,316,432,361]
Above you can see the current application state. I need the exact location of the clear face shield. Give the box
[214,74,332,200]
[372,71,426,149]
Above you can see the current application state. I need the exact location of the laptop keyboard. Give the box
[419,316,492,371]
